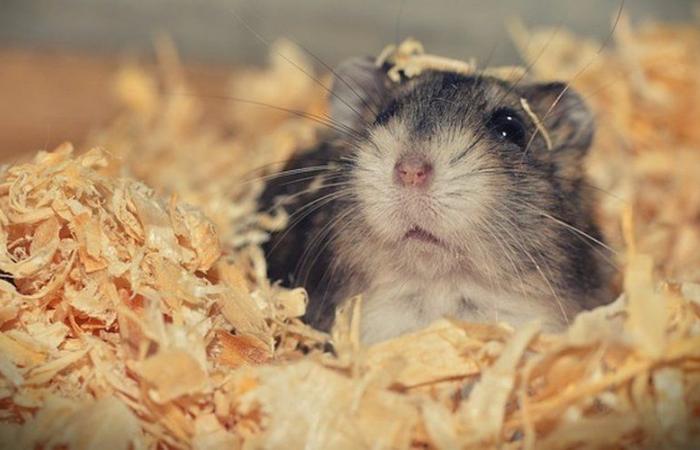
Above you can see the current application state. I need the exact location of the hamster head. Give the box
[328,57,602,300]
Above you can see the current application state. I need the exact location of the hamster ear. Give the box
[520,82,595,154]
[329,57,390,134]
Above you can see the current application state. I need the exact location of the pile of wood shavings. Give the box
[1,19,700,450]
[0,145,317,449]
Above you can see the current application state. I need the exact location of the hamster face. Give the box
[329,66,605,305]
[350,74,544,280]
[261,58,612,338]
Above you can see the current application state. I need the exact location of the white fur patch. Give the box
[360,274,563,345]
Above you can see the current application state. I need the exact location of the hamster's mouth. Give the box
[404,225,443,246]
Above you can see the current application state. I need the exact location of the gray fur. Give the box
[261,62,613,344]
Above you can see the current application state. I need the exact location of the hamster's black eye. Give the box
[487,108,527,148]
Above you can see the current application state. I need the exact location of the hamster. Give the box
[259,54,612,345]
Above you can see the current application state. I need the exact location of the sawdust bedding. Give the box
[1,17,700,450]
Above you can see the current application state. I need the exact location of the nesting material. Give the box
[376,37,526,82]
[1,18,700,450]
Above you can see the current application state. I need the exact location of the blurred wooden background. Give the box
[0,0,695,160]
[0,49,231,162]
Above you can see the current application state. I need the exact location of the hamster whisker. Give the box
[480,218,530,300]
[482,203,570,325]
[494,24,565,106]
[262,180,354,213]
[522,0,626,157]
[295,205,361,287]
[265,189,355,256]
[283,188,355,223]
[527,246,568,324]
[306,225,360,316]
[264,172,346,190]
[438,197,501,290]
[492,220,534,299]
[515,200,617,255]
[295,40,381,119]
[240,164,340,186]
[171,91,363,140]
[513,201,619,269]
[224,7,369,125]
[449,166,625,202]
[449,129,490,163]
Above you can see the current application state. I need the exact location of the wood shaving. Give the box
[520,97,554,150]
[377,37,526,83]
[2,20,700,449]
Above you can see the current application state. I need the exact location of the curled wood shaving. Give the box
[520,97,554,150]
[377,37,526,83]
[0,146,315,449]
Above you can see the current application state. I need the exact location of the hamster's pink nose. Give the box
[394,158,433,187]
